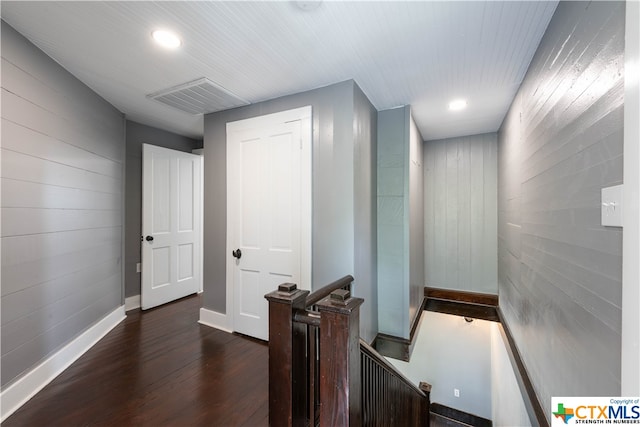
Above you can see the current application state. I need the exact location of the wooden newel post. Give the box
[316,289,364,427]
[419,381,432,427]
[265,283,310,427]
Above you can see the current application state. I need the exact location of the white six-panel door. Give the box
[227,106,312,341]
[142,144,202,310]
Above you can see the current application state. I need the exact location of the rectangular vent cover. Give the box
[147,78,249,115]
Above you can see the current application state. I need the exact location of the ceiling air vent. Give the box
[147,78,249,115]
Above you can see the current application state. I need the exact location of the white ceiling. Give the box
[1,1,558,141]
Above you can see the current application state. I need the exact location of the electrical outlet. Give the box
[136,263,141,273]
[454,388,460,398]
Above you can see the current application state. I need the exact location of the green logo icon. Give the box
[553,403,575,424]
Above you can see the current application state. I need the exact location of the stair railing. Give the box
[361,339,431,426]
[265,276,431,427]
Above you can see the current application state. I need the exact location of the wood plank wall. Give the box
[424,133,498,295]
[377,107,409,338]
[353,84,379,344]
[497,1,625,419]
[377,106,424,340]
[408,112,425,330]
[1,23,125,388]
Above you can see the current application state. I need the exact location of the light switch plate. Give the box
[601,184,623,227]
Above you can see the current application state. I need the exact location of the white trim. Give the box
[199,155,204,293]
[198,308,233,334]
[141,144,202,310]
[0,306,126,422]
[300,110,313,296]
[622,0,640,396]
[125,295,141,312]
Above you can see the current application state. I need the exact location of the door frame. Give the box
[141,143,203,309]
[225,106,312,333]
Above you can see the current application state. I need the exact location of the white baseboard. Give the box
[125,295,141,312]
[198,308,233,333]
[0,306,126,422]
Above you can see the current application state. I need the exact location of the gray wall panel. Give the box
[1,22,125,388]
[408,113,424,331]
[424,133,498,294]
[1,179,122,210]
[2,237,121,305]
[2,118,121,179]
[2,208,120,237]
[497,1,624,418]
[353,84,378,343]
[377,107,407,338]
[203,80,379,343]
[1,65,120,154]
[1,88,121,162]
[0,284,121,386]
[1,258,120,325]
[1,272,119,356]
[1,44,123,160]
[2,148,121,194]
[124,120,200,298]
[1,57,117,129]
[203,80,350,311]
[377,106,424,339]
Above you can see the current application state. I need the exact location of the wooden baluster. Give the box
[265,283,310,427]
[316,289,364,427]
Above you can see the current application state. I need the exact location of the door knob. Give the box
[232,249,242,259]
[146,235,154,242]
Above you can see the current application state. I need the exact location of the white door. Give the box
[227,106,312,340]
[142,144,202,310]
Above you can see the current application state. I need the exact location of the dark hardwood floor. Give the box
[4,294,269,427]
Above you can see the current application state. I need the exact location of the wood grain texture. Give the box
[265,286,309,427]
[425,287,498,307]
[2,295,269,427]
[317,296,364,427]
[360,340,429,427]
[424,299,499,323]
[497,1,625,418]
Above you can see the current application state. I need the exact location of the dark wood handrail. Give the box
[293,309,321,327]
[266,277,430,426]
[361,338,431,426]
[360,338,427,398]
[305,274,354,307]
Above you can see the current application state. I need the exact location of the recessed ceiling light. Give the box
[448,99,468,111]
[152,30,181,49]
